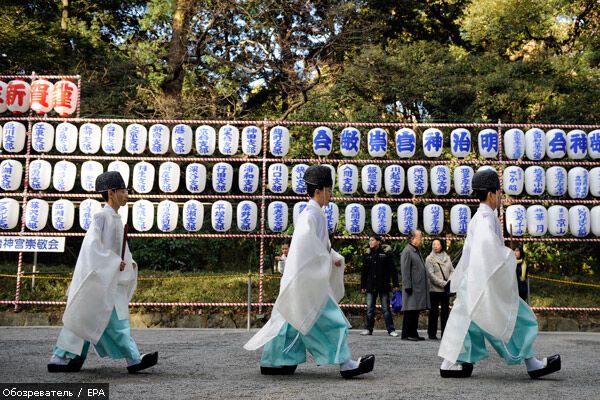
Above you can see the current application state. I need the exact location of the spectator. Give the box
[425,238,454,340]
[514,246,529,303]
[275,239,291,274]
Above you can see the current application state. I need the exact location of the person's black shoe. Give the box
[440,363,473,378]
[417,336,426,341]
[528,355,561,379]
[401,336,420,341]
[429,336,439,340]
[47,357,84,373]
[260,365,297,375]
[340,355,375,379]
[127,352,158,374]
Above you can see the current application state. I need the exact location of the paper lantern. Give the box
[239,163,260,193]
[171,124,192,155]
[268,163,289,194]
[340,127,360,157]
[590,167,600,197]
[236,201,257,232]
[53,79,78,117]
[218,124,240,155]
[0,81,7,113]
[345,203,365,234]
[545,129,567,159]
[313,126,333,156]
[588,130,600,159]
[52,199,75,231]
[118,205,129,225]
[156,200,178,232]
[526,205,548,236]
[395,128,416,158]
[397,203,418,235]
[241,125,261,156]
[503,166,524,196]
[270,126,290,157]
[567,167,589,199]
[545,166,567,197]
[505,205,526,236]
[524,166,545,196]
[291,164,308,195]
[125,124,148,154]
[158,162,180,193]
[422,128,443,158]
[78,123,101,154]
[477,166,497,174]
[79,199,102,231]
[55,122,78,154]
[132,200,154,232]
[52,161,77,192]
[212,163,233,193]
[566,130,587,159]
[591,206,600,237]
[430,165,451,196]
[504,128,525,160]
[0,159,23,191]
[29,160,52,191]
[267,201,288,233]
[525,128,546,160]
[371,204,392,235]
[548,205,568,236]
[25,198,49,231]
[569,205,590,237]
[80,161,104,192]
[367,128,387,157]
[338,164,359,195]
[384,165,405,195]
[2,121,26,152]
[7,80,30,114]
[101,123,124,154]
[361,164,382,194]
[196,125,216,155]
[148,124,170,155]
[30,79,54,114]
[454,166,474,196]
[293,202,308,226]
[31,122,54,153]
[0,198,19,229]
[107,161,130,187]
[423,204,444,235]
[450,204,471,235]
[478,129,499,158]
[183,200,204,232]
[186,163,207,193]
[132,162,155,193]
[323,202,339,233]
[407,165,428,196]
[450,128,471,158]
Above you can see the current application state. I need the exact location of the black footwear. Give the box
[47,357,85,373]
[260,365,297,375]
[127,352,158,374]
[440,363,474,378]
[417,336,426,341]
[528,355,561,379]
[340,355,375,379]
[429,336,439,340]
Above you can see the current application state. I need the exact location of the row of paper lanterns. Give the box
[0,79,78,116]
[3,121,600,160]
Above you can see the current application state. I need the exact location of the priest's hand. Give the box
[119,261,126,271]
[405,288,413,295]
[334,259,342,267]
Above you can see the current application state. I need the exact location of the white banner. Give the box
[0,236,65,252]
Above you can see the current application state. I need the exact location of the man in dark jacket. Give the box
[360,234,400,337]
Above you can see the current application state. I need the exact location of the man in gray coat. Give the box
[401,229,431,341]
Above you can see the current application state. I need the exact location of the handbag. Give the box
[390,291,403,313]
[438,261,455,297]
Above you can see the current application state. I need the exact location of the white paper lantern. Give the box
[212,163,233,193]
[526,205,548,237]
[423,204,444,235]
[503,166,524,196]
[450,128,471,158]
[80,161,104,192]
[361,164,382,194]
[345,203,365,234]
[101,123,124,154]
[384,165,405,195]
[477,166,497,174]
[505,205,526,236]
[397,203,418,235]
[107,161,130,187]
[430,165,451,196]
[158,162,180,193]
[313,126,333,156]
[268,201,289,232]
[548,205,569,236]
[78,123,101,154]
[588,130,600,159]
[239,163,260,193]
[53,79,78,117]
[340,127,360,157]
[291,164,308,195]
[183,200,204,232]
[0,81,6,114]
[186,163,207,193]
[337,164,358,195]
[132,162,155,193]
[125,124,148,154]
[590,167,600,197]
[525,128,546,160]
[241,125,261,156]
[7,80,30,114]
[52,161,77,192]
[504,128,525,160]
[55,122,78,154]
[270,126,290,157]
[478,129,499,158]
[591,206,600,236]
[545,166,567,197]
[79,199,102,231]
[395,128,416,158]
[25,198,49,231]
[29,159,52,191]
[148,124,170,155]
[367,128,387,157]
[132,200,154,232]
[0,198,20,229]
[569,205,590,237]
[566,130,588,159]
[218,124,240,155]
[196,125,216,155]
[52,199,74,231]
[545,129,567,159]
[407,165,428,196]
[118,205,129,225]
[156,200,178,232]
[524,166,545,196]
[371,204,392,235]
[268,163,289,193]
[422,128,443,158]
[0,160,23,191]
[30,79,54,114]
[236,201,257,232]
[2,121,27,152]
[454,166,474,196]
[323,202,339,233]
[293,202,308,226]
[450,204,471,235]
[31,122,54,153]
[567,167,589,199]
[171,124,193,155]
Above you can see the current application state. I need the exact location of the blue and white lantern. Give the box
[591,206,600,236]
[55,122,78,154]
[525,128,546,160]
[567,130,588,159]
[185,163,207,193]
[524,166,545,196]
[504,128,525,160]
[407,165,428,196]
[132,162,155,193]
[340,127,360,157]
[157,200,179,232]
[293,202,308,226]
[159,162,181,193]
[422,128,443,158]
[132,200,154,232]
[371,204,392,234]
[236,201,257,232]
[503,166,524,196]
[454,166,474,196]
[361,164,382,194]
[545,129,567,159]
[118,205,129,225]
[218,124,240,155]
[423,204,444,235]
[546,166,567,197]
[588,130,600,159]
[171,124,193,155]
[548,205,568,236]
[569,205,590,237]
[477,166,497,174]
[28,160,52,191]
[107,161,130,187]
[52,199,74,231]
[269,126,290,157]
[289,164,307,195]
[323,203,339,233]
[397,203,418,235]
[268,163,289,194]
[0,198,20,230]
[345,203,365,234]
[241,125,261,156]
[313,126,333,156]
[338,164,359,195]
[31,122,54,153]
[212,163,233,193]
[367,128,387,157]
[505,205,526,236]
[567,167,589,199]
[25,199,49,231]
[589,167,600,197]
[239,163,259,194]
[52,161,76,192]
[125,124,147,154]
[477,129,499,158]
[195,125,216,155]
[526,205,548,236]
[0,160,22,191]
[80,161,104,192]
[2,121,26,153]
[384,165,405,195]
[430,165,451,196]
[395,128,416,158]
[101,123,124,154]
[148,124,170,155]
[450,128,471,158]
[183,200,204,232]
[450,204,471,235]
[268,201,289,233]
[79,199,102,231]
[78,123,101,154]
